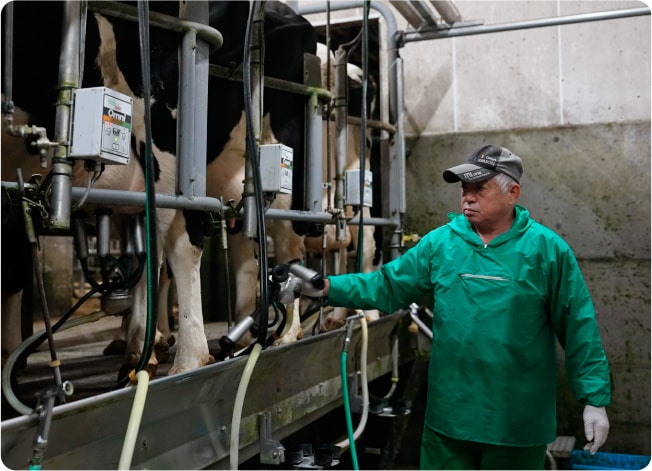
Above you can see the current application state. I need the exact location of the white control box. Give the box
[260,144,293,194]
[69,87,133,164]
[345,169,373,207]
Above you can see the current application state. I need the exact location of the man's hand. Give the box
[289,264,325,297]
[583,405,609,455]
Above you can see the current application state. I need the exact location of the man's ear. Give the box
[509,183,521,202]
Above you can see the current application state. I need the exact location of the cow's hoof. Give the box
[322,317,346,331]
[117,363,158,384]
[168,355,215,375]
[103,339,127,356]
[154,341,171,364]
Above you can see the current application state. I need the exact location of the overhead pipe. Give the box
[401,6,650,43]
[430,0,462,25]
[408,1,439,27]
[388,1,426,30]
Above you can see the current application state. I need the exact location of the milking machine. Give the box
[2,4,158,469]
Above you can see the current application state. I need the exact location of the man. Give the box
[294,145,611,469]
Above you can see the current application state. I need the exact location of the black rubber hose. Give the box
[134,0,158,375]
[243,2,269,347]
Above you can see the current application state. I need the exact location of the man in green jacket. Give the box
[294,145,611,469]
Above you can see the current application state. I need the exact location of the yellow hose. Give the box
[230,342,262,470]
[118,370,150,470]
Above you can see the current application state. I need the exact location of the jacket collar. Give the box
[447,205,532,247]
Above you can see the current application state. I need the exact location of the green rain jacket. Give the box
[327,205,611,446]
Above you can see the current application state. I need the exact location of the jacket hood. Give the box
[446,204,534,247]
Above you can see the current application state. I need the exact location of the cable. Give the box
[336,315,369,452]
[384,334,399,399]
[2,287,104,415]
[133,0,158,375]
[336,314,370,470]
[340,337,359,470]
[225,7,268,464]
[242,1,269,346]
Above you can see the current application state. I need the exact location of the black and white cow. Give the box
[2,1,316,375]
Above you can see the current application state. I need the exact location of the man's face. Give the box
[459,178,518,229]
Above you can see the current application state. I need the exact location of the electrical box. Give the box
[69,87,133,164]
[345,169,373,207]
[260,144,293,194]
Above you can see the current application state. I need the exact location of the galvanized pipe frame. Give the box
[34,1,224,230]
[400,5,651,43]
[2,3,402,229]
[177,1,210,199]
[48,1,85,231]
[297,1,406,260]
[10,1,395,231]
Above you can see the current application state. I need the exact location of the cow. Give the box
[2,1,316,377]
[302,43,381,331]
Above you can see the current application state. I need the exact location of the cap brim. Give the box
[442,163,497,183]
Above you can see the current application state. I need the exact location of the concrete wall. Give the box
[391,0,650,457]
[404,124,650,455]
[399,1,650,132]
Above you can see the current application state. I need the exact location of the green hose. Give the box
[341,344,359,470]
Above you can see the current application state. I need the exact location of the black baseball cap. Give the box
[443,145,523,184]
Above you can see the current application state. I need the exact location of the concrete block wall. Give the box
[398,1,650,133]
[403,123,650,455]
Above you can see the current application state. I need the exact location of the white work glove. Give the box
[583,405,609,455]
[288,264,325,297]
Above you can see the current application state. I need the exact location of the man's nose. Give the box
[462,191,476,202]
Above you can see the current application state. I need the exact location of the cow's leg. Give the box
[272,297,303,346]
[122,209,173,374]
[163,211,212,374]
[157,260,176,348]
[227,233,259,346]
[103,316,128,356]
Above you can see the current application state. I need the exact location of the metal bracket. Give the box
[30,381,74,468]
[349,371,363,414]
[258,411,285,465]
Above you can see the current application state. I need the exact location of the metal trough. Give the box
[2,311,417,469]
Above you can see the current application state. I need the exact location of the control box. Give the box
[345,169,373,207]
[260,144,293,194]
[69,87,133,164]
